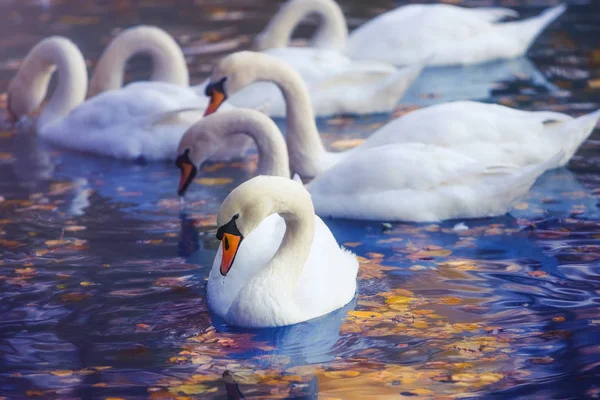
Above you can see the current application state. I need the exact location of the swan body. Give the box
[345,3,567,66]
[176,109,558,222]
[305,143,560,222]
[7,36,250,161]
[204,52,599,178]
[208,176,358,328]
[209,47,423,117]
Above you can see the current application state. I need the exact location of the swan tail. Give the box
[469,7,519,22]
[499,4,566,54]
[543,108,600,166]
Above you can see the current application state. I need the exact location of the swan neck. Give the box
[256,0,347,50]
[266,190,315,288]
[21,39,88,129]
[223,111,290,177]
[258,61,327,178]
[89,27,189,96]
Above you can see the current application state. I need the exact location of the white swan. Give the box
[176,108,559,222]
[345,3,567,66]
[203,51,600,177]
[6,36,251,161]
[208,175,358,327]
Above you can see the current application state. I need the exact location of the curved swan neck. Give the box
[88,26,189,97]
[249,56,327,177]
[255,0,348,51]
[258,179,315,288]
[17,37,87,129]
[186,110,290,177]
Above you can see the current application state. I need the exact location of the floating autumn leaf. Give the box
[169,384,216,395]
[14,267,36,275]
[329,138,365,150]
[64,225,86,232]
[323,370,361,378]
[51,370,73,377]
[527,270,548,278]
[61,293,92,302]
[343,242,362,248]
[194,177,233,185]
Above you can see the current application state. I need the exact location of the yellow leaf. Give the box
[80,281,95,286]
[323,370,360,378]
[412,321,429,329]
[191,355,212,364]
[194,177,233,185]
[385,296,413,305]
[513,202,529,210]
[64,225,86,232]
[411,388,433,395]
[348,311,384,319]
[51,370,73,376]
[329,138,365,150]
[441,296,462,305]
[343,242,362,248]
[169,385,210,395]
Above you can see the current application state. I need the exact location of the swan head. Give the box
[175,116,227,197]
[204,51,265,116]
[7,72,49,124]
[216,176,280,276]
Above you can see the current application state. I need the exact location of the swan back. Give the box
[254,0,348,51]
[88,25,189,97]
[8,37,87,129]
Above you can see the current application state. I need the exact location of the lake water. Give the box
[1,0,600,398]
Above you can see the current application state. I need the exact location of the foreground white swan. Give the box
[345,3,567,66]
[208,175,358,327]
[176,109,559,222]
[6,36,250,161]
[203,52,600,177]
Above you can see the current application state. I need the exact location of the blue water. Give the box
[1,0,600,399]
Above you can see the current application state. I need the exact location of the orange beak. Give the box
[177,160,196,197]
[220,232,242,276]
[204,89,226,117]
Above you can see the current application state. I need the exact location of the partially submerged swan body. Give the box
[252,0,566,67]
[346,3,567,66]
[203,52,600,178]
[175,109,562,222]
[7,36,249,161]
[208,175,358,327]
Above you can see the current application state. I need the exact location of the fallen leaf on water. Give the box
[169,384,212,395]
[61,293,92,302]
[194,177,233,185]
[527,270,548,278]
[329,138,365,150]
[51,370,73,377]
[343,242,362,248]
[64,225,86,232]
[323,370,361,379]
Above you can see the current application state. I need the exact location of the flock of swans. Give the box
[6,0,600,328]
